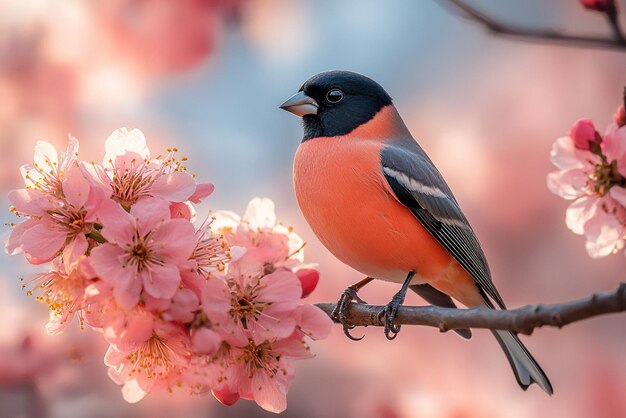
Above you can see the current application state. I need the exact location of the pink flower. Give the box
[182,219,230,281]
[579,0,615,12]
[19,136,79,198]
[22,257,96,335]
[105,318,191,403]
[213,198,306,277]
[90,197,196,308]
[83,128,198,207]
[204,270,302,346]
[7,166,102,265]
[225,333,313,413]
[548,119,626,257]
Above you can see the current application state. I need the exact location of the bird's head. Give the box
[280,70,393,141]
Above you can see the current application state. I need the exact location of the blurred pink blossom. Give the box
[579,0,615,12]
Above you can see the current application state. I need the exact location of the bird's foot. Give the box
[377,271,414,340]
[377,292,406,340]
[331,285,368,341]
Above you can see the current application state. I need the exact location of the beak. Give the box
[279,91,318,117]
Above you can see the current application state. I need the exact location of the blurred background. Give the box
[1,0,625,417]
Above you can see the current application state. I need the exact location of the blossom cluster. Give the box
[548,103,626,258]
[5,129,332,413]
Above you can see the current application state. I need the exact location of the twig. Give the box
[438,0,626,52]
[315,283,626,335]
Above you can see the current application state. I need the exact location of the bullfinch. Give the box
[280,70,552,394]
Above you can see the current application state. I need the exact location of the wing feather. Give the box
[381,144,505,309]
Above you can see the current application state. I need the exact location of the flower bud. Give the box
[295,268,319,298]
[579,0,615,12]
[569,118,600,150]
[613,105,625,128]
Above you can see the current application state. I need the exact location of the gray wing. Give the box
[380,144,505,309]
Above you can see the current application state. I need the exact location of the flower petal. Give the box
[5,218,37,255]
[151,171,196,202]
[610,186,626,207]
[98,199,135,245]
[252,369,288,413]
[8,189,52,216]
[33,140,58,169]
[547,169,587,200]
[62,233,89,266]
[192,328,222,356]
[104,128,149,167]
[565,196,598,235]
[90,244,129,282]
[257,270,301,304]
[583,205,624,258]
[121,379,148,403]
[21,223,66,263]
[243,198,276,230]
[62,166,90,208]
[189,183,215,203]
[295,305,333,340]
[130,197,171,235]
[152,219,196,262]
[141,264,180,300]
[603,126,626,177]
[550,137,585,170]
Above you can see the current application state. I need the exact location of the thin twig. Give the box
[315,283,626,335]
[438,0,626,52]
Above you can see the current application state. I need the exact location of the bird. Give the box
[279,70,553,395]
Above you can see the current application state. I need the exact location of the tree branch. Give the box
[315,283,626,335]
[438,0,626,52]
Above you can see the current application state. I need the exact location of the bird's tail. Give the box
[491,330,553,395]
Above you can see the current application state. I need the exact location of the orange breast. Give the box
[293,136,448,281]
[293,135,483,306]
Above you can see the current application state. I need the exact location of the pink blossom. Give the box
[226,333,312,413]
[579,0,615,12]
[213,198,306,277]
[19,136,79,198]
[182,219,230,282]
[549,118,626,257]
[204,270,302,346]
[22,257,96,335]
[90,197,196,308]
[7,166,102,265]
[0,334,70,386]
[83,128,197,207]
[105,318,191,403]
[295,268,320,298]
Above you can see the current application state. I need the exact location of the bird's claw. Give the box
[331,286,367,341]
[378,293,404,340]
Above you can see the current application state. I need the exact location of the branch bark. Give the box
[438,0,626,52]
[315,283,626,335]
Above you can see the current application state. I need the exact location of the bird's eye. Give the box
[326,89,344,103]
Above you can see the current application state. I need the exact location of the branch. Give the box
[438,0,626,52]
[315,283,626,335]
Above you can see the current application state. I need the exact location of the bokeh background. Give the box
[1,0,625,417]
